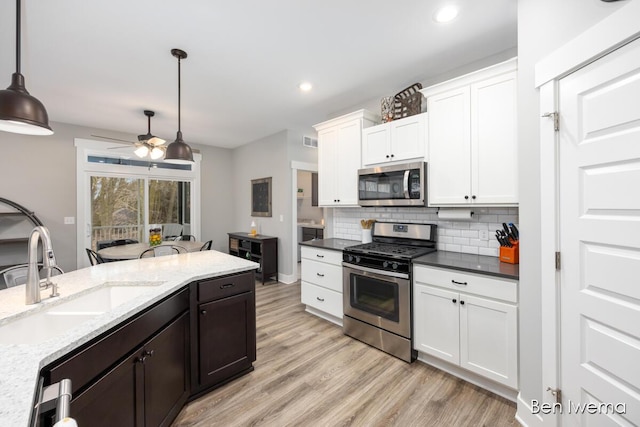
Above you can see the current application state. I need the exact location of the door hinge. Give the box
[547,387,562,404]
[555,252,561,270]
[542,111,559,131]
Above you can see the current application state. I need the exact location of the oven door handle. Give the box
[403,170,410,199]
[343,262,409,280]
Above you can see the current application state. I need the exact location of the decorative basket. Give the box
[393,83,423,119]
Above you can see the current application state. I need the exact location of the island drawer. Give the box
[198,271,254,302]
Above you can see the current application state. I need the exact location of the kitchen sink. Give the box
[0,285,153,345]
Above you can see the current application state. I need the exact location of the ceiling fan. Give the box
[92,110,167,159]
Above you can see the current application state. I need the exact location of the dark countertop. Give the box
[299,238,360,252]
[413,251,519,280]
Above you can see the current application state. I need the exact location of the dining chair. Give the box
[139,245,186,258]
[162,223,183,240]
[200,240,213,251]
[174,234,196,241]
[86,248,106,266]
[1,264,64,289]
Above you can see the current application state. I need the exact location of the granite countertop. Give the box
[0,251,258,426]
[413,251,519,280]
[299,238,359,252]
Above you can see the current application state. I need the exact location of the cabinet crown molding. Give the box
[313,109,379,132]
[420,57,517,98]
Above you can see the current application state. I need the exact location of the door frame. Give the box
[529,2,640,426]
[290,161,319,281]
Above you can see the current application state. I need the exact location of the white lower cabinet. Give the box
[413,265,518,389]
[300,246,343,325]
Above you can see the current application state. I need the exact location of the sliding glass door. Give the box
[76,139,200,268]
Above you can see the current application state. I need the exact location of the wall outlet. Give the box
[479,230,489,241]
[279,214,284,222]
[64,216,75,225]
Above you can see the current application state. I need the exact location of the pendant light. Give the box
[164,48,194,164]
[0,0,53,135]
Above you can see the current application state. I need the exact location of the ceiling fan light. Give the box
[147,135,166,146]
[134,145,149,158]
[164,131,193,164]
[150,146,164,160]
[0,73,53,136]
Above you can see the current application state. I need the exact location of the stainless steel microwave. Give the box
[358,161,427,207]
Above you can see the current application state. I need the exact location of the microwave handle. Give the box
[403,170,410,199]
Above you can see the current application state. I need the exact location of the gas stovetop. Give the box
[345,242,436,259]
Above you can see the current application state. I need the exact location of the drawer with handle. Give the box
[301,282,343,319]
[197,271,254,302]
[413,265,517,303]
[301,246,343,266]
[301,259,342,292]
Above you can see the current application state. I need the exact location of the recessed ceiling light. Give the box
[299,82,313,92]
[434,5,459,23]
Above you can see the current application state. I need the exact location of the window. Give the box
[76,139,201,267]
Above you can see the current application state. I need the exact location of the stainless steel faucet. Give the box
[26,226,59,304]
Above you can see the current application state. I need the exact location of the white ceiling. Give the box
[0,1,516,149]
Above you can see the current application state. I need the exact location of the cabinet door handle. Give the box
[464,195,469,200]
[201,310,207,315]
[143,349,154,357]
[452,298,457,304]
[386,155,390,158]
[451,280,468,286]
[316,273,325,277]
[472,195,476,200]
[460,300,465,305]
[390,154,394,158]
[220,283,235,289]
[316,297,325,302]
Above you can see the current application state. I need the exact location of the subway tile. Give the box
[479,247,498,257]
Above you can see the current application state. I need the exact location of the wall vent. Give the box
[303,136,318,148]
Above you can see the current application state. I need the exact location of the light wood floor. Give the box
[172,281,517,427]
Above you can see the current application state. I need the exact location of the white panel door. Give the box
[427,87,471,205]
[317,127,338,206]
[413,284,460,364]
[335,120,361,206]
[459,294,518,388]
[471,71,518,204]
[390,114,425,163]
[362,124,390,166]
[559,37,640,426]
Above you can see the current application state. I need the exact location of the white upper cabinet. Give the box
[314,110,378,207]
[421,58,518,206]
[362,112,427,167]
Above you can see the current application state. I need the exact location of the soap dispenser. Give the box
[250,220,257,236]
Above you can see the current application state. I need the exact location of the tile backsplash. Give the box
[332,207,519,258]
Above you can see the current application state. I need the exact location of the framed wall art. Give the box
[251,177,272,217]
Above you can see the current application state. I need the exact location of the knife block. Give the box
[499,241,519,264]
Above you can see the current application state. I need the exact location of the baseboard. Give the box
[416,351,518,402]
[516,393,544,427]
[304,306,343,327]
[278,272,297,284]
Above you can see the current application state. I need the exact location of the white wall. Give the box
[231,128,317,281]
[517,0,626,409]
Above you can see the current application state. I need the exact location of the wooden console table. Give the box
[228,232,278,284]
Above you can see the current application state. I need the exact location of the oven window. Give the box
[349,274,399,322]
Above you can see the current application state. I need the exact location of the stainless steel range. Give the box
[342,222,437,362]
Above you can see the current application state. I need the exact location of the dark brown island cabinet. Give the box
[228,232,278,284]
[36,271,257,427]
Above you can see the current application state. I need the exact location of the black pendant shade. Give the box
[164,48,194,164]
[0,0,53,136]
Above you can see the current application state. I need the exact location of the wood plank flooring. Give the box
[172,281,517,427]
